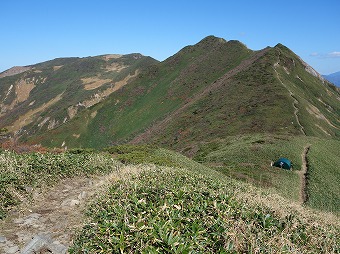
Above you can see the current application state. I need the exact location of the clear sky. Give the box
[1,0,340,75]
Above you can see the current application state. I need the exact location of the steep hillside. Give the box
[1,36,339,151]
[132,43,340,152]
[28,36,254,148]
[0,54,158,139]
[273,44,340,139]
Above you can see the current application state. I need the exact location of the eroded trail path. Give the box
[298,145,311,204]
[273,62,306,135]
[0,166,140,254]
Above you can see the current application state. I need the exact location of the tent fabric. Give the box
[273,158,292,170]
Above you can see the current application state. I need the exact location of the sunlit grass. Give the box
[70,167,339,253]
[307,139,340,213]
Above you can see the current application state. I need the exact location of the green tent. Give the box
[272,158,292,170]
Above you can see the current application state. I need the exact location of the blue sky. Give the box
[1,0,340,74]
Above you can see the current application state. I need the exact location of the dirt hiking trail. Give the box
[298,144,311,204]
[0,166,140,254]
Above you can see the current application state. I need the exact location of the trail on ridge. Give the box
[298,145,311,204]
[0,166,142,254]
[273,61,306,135]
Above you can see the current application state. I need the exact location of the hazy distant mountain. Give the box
[323,71,340,87]
[1,36,339,150]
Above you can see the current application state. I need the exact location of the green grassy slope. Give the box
[1,147,338,253]
[274,44,340,138]
[135,44,340,151]
[33,36,254,148]
[193,134,340,214]
[307,138,340,213]
[193,134,305,201]
[70,163,339,253]
[3,36,338,151]
[0,54,158,137]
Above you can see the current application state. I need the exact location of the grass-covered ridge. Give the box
[0,53,158,141]
[1,145,339,253]
[33,36,254,149]
[0,145,208,220]
[70,167,339,253]
[1,36,340,152]
[2,36,338,153]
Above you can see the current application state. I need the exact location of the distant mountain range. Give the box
[0,36,339,151]
[323,71,340,87]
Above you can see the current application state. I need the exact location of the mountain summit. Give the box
[0,36,339,150]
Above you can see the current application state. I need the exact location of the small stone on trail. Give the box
[78,191,87,200]
[61,199,80,207]
[20,233,50,254]
[24,186,33,193]
[0,236,6,243]
[69,199,80,206]
[17,213,42,227]
[5,245,19,254]
[16,232,31,242]
[21,233,68,254]
[14,218,24,224]
[49,241,68,254]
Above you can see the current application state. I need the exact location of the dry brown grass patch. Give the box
[53,65,63,71]
[7,93,63,132]
[81,77,112,90]
[306,104,339,129]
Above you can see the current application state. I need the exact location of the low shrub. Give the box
[104,145,180,168]
[0,151,120,219]
[70,168,339,253]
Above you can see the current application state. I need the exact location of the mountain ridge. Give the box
[0,36,339,151]
[0,53,158,135]
[0,66,32,78]
[131,46,271,145]
[1,36,339,253]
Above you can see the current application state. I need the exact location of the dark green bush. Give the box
[66,148,96,154]
[103,145,179,167]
